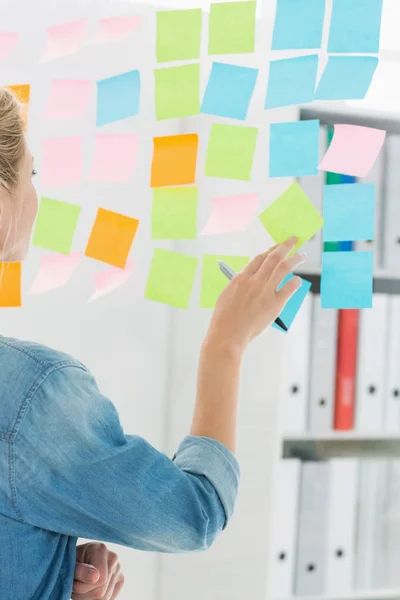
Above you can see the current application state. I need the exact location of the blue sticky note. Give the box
[315,56,378,101]
[323,183,375,242]
[272,0,326,50]
[321,251,373,309]
[201,62,258,120]
[265,55,318,109]
[328,0,383,53]
[272,275,312,332]
[269,120,320,178]
[97,70,140,126]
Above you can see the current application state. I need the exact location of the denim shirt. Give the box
[0,336,240,600]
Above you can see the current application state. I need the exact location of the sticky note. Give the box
[328,0,383,53]
[85,209,139,269]
[321,251,373,309]
[0,262,21,307]
[155,64,200,120]
[200,255,250,308]
[96,70,140,126]
[315,56,378,101]
[259,182,324,253]
[319,124,386,178]
[272,275,312,332]
[156,9,202,62]
[42,79,92,120]
[145,249,198,309]
[205,124,258,181]
[269,120,320,178]
[41,136,83,187]
[7,84,30,129]
[323,183,375,242]
[29,252,81,295]
[89,134,138,183]
[41,19,88,62]
[0,32,18,62]
[272,0,325,50]
[152,187,198,239]
[201,193,259,235]
[89,261,134,303]
[208,1,256,55]
[151,134,198,187]
[88,16,141,44]
[33,198,81,254]
[201,62,258,120]
[265,55,318,109]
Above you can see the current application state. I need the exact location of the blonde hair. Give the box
[0,87,25,193]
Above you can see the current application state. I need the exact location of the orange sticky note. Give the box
[7,84,30,130]
[85,208,139,268]
[151,134,198,187]
[0,262,22,307]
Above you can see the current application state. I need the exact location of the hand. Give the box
[72,543,125,600]
[206,237,306,353]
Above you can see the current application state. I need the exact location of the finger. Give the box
[86,543,109,586]
[108,551,119,574]
[242,244,278,276]
[276,275,302,306]
[74,562,100,584]
[104,567,120,600]
[268,252,307,292]
[255,237,298,280]
[111,575,125,600]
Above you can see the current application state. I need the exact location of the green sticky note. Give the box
[200,255,250,308]
[145,249,198,309]
[205,124,258,181]
[208,1,256,55]
[152,187,198,239]
[155,64,200,120]
[157,9,202,62]
[258,182,324,253]
[33,197,81,254]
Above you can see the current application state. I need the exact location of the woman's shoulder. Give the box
[0,335,87,372]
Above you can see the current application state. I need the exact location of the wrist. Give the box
[201,333,245,364]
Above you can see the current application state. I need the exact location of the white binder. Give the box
[384,295,400,432]
[268,459,301,598]
[308,295,338,433]
[355,150,384,266]
[298,126,326,267]
[295,461,329,596]
[325,458,358,594]
[355,294,388,432]
[384,459,400,588]
[382,135,400,271]
[281,294,312,433]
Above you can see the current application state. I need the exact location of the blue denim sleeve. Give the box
[14,364,240,553]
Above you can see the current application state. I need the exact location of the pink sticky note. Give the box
[29,252,80,295]
[40,19,88,62]
[0,32,18,62]
[42,79,92,120]
[88,261,134,303]
[319,124,386,178]
[89,134,138,183]
[42,136,83,187]
[201,193,259,235]
[88,16,142,44]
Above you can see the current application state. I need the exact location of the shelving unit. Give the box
[278,589,400,600]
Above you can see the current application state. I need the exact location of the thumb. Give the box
[74,562,100,584]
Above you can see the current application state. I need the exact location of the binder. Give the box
[384,459,400,588]
[308,296,338,432]
[298,126,326,266]
[355,294,389,432]
[268,459,301,598]
[384,296,400,432]
[355,459,389,590]
[295,461,329,596]
[382,134,400,271]
[325,458,358,594]
[281,294,312,433]
[334,309,359,430]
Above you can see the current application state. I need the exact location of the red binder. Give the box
[334,309,359,430]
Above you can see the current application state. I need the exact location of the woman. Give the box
[0,88,306,599]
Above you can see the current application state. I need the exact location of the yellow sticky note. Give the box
[0,262,22,307]
[200,255,250,308]
[145,249,198,309]
[152,187,198,239]
[7,84,30,130]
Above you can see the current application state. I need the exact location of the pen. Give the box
[217,260,288,332]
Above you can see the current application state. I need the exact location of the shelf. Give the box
[300,103,400,134]
[277,588,400,600]
[284,432,400,442]
[294,268,400,295]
